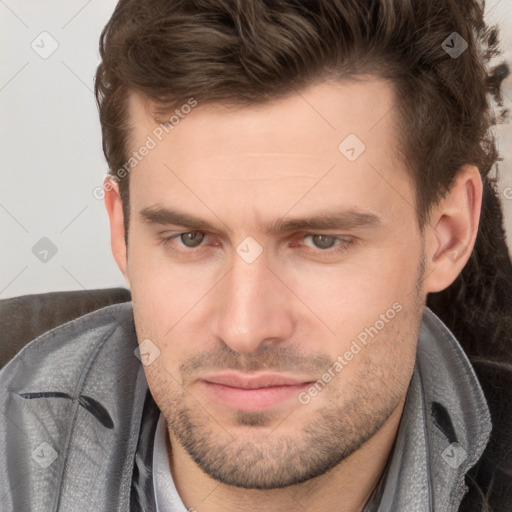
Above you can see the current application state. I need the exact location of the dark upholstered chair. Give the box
[0,288,132,370]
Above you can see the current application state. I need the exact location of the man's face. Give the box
[122,78,426,488]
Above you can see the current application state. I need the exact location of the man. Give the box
[1,0,511,511]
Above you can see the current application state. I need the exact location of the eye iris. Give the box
[312,235,336,249]
[181,232,205,247]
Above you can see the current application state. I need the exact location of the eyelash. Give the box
[158,231,356,255]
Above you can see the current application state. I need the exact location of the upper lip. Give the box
[202,372,313,389]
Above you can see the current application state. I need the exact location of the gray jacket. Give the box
[0,303,491,511]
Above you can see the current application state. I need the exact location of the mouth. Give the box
[201,372,314,412]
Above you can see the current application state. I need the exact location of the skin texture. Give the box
[104,77,483,512]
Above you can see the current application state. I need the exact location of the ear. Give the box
[103,177,129,282]
[422,165,483,294]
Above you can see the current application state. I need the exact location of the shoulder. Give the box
[0,302,148,510]
[0,301,136,388]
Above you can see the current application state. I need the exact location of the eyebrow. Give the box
[139,205,382,234]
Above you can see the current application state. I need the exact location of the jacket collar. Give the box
[366,308,492,511]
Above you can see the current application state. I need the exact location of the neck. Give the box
[166,397,405,512]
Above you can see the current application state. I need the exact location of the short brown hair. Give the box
[94,3,512,510]
[95,0,506,231]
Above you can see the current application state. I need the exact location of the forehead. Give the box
[127,76,400,148]
[124,78,414,229]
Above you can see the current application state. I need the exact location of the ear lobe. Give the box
[423,166,482,294]
[103,177,129,282]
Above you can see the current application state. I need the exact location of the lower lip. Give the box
[202,381,310,412]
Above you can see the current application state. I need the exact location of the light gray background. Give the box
[1,0,511,299]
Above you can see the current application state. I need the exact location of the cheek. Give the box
[128,255,211,373]
[285,247,421,341]
[326,296,419,409]
[127,232,198,330]
[140,354,186,416]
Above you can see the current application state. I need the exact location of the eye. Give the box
[300,234,355,253]
[178,231,206,248]
[304,234,338,250]
[160,231,207,249]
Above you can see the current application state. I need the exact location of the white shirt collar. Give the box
[152,412,189,512]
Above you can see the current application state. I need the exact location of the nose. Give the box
[212,247,295,353]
